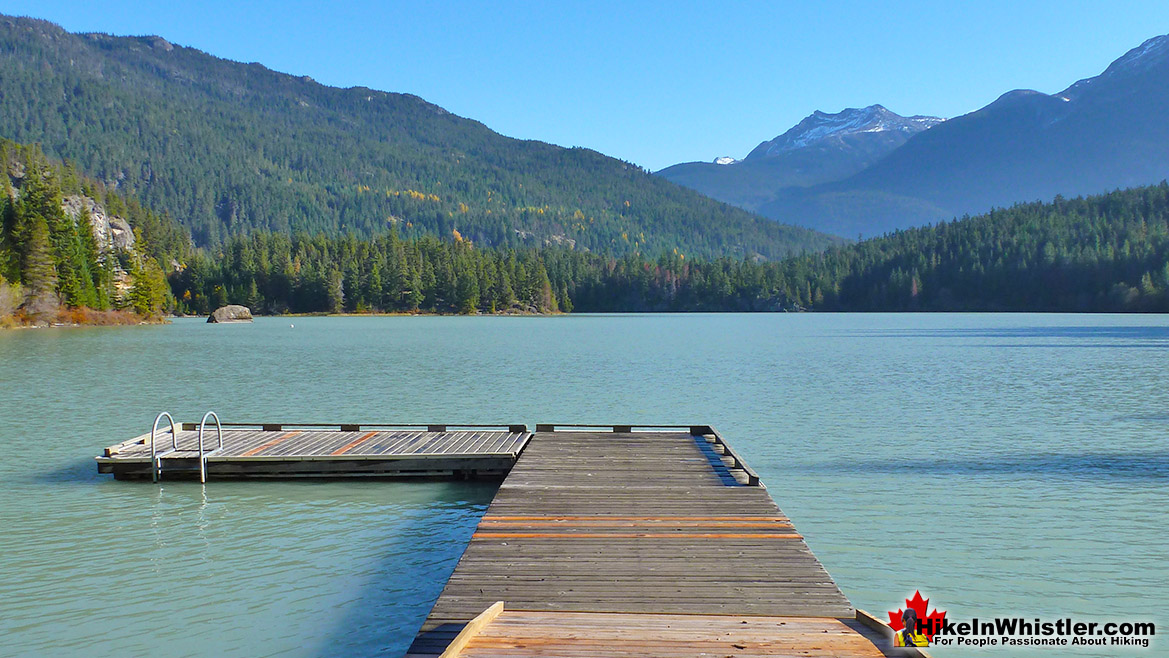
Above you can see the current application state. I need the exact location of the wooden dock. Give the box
[97,422,924,655]
[407,426,920,657]
[96,423,530,479]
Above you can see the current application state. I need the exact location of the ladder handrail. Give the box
[197,411,223,483]
[150,412,178,483]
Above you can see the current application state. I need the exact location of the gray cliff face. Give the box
[62,195,135,252]
[208,305,253,323]
[6,159,137,256]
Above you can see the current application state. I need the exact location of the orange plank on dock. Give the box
[408,429,886,657]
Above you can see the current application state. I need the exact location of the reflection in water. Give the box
[196,485,211,563]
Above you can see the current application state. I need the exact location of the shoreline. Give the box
[178,309,563,320]
[8,308,1167,329]
[0,308,165,329]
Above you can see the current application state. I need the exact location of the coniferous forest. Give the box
[174,184,1169,315]
[0,16,834,260]
[3,133,1169,325]
[0,140,186,325]
[776,184,1169,312]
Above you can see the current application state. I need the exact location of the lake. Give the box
[1,314,1165,656]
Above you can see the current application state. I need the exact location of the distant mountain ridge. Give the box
[660,34,1169,238]
[0,15,838,259]
[745,105,943,159]
[657,105,940,215]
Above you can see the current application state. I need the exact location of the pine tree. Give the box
[21,215,59,322]
[245,279,262,311]
[494,267,515,310]
[327,268,344,314]
[456,269,480,314]
[0,196,17,282]
[77,206,109,309]
[366,260,384,311]
[129,257,168,317]
[405,268,423,311]
[559,282,573,313]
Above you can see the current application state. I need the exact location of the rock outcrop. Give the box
[62,195,135,252]
[207,305,253,323]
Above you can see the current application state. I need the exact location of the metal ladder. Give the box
[150,411,223,483]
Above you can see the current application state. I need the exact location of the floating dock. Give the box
[97,422,530,480]
[97,422,925,656]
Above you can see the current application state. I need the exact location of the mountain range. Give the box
[657,105,942,216]
[658,35,1169,238]
[0,15,837,259]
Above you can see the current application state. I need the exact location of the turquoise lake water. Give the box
[0,314,1165,656]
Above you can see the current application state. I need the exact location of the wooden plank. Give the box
[438,601,504,658]
[422,610,895,658]
[410,430,861,655]
[856,609,934,658]
[240,430,301,456]
[330,431,380,455]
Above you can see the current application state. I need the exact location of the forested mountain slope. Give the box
[0,16,836,258]
[180,185,1169,314]
[772,184,1169,311]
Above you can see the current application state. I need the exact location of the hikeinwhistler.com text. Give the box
[922,617,1155,649]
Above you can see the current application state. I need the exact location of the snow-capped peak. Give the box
[746,105,944,159]
[713,156,737,165]
[1061,33,1169,100]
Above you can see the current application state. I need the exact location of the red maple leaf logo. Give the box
[888,590,946,641]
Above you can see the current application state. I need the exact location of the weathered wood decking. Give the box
[97,422,918,656]
[430,608,898,658]
[408,427,911,657]
[96,424,530,479]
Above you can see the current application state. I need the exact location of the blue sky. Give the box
[4,1,1168,170]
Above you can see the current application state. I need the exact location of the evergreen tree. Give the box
[128,257,168,317]
[21,215,59,322]
[327,268,344,314]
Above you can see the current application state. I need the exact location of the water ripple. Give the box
[1,314,1165,658]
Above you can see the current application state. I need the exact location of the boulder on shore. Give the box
[207,305,253,323]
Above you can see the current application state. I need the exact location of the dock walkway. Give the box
[97,422,920,656]
[408,427,912,657]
